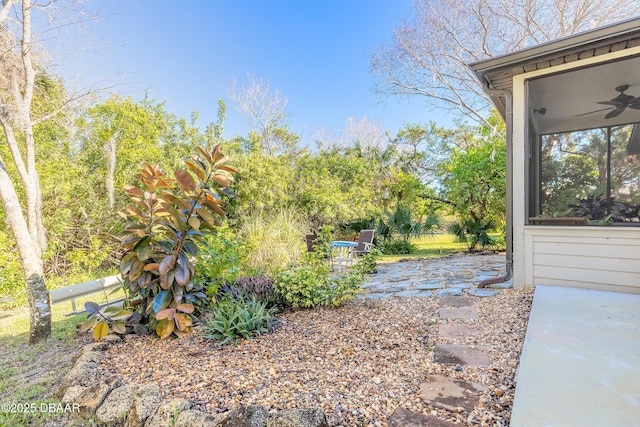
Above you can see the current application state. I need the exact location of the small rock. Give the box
[176,410,224,427]
[219,405,269,427]
[125,383,162,427]
[95,384,139,425]
[269,407,328,427]
[372,376,382,384]
[145,398,191,427]
[102,334,122,343]
[495,388,504,397]
[61,375,121,419]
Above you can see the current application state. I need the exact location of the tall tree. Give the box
[0,0,92,343]
[371,0,640,133]
[228,75,291,155]
[0,0,52,343]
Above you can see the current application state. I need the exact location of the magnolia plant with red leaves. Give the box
[83,145,236,340]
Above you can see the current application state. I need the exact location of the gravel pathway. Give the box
[97,255,533,426]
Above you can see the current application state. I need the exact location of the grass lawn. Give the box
[0,293,114,427]
[378,233,470,263]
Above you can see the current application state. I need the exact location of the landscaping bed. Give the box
[97,289,533,426]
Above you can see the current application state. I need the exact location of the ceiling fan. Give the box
[576,85,640,119]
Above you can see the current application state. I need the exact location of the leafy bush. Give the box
[82,145,237,340]
[238,207,310,273]
[194,223,247,304]
[448,219,497,253]
[231,276,275,300]
[203,295,275,344]
[380,239,416,255]
[353,248,381,274]
[79,302,147,340]
[274,261,363,308]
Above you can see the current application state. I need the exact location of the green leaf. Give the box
[159,255,175,275]
[103,305,121,315]
[153,289,172,313]
[93,321,109,341]
[156,308,174,320]
[129,256,144,281]
[79,316,98,332]
[174,263,190,287]
[184,159,207,181]
[110,310,133,321]
[175,170,196,193]
[84,301,100,315]
[176,303,194,314]
[156,318,175,338]
[112,322,126,334]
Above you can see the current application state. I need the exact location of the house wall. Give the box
[524,226,640,294]
[511,46,640,294]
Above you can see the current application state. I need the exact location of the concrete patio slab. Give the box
[511,285,640,427]
[434,344,491,367]
[419,374,487,412]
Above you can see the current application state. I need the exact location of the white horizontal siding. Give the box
[525,226,640,294]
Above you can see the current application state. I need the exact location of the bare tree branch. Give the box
[228,74,290,155]
[371,0,640,132]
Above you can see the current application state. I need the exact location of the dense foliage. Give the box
[1,89,508,307]
[82,145,237,340]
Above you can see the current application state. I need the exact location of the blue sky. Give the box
[53,1,453,144]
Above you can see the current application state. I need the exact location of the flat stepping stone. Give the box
[439,296,474,308]
[438,287,463,297]
[393,290,432,297]
[434,344,491,367]
[438,323,480,339]
[416,283,443,290]
[419,374,487,413]
[446,283,471,289]
[489,281,513,289]
[358,293,392,299]
[468,288,500,297]
[438,307,478,319]
[388,408,458,427]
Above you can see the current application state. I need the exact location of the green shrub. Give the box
[380,239,416,255]
[79,302,148,339]
[273,261,363,308]
[194,223,247,304]
[203,295,275,344]
[353,248,381,274]
[238,207,310,274]
[231,276,275,300]
[447,219,497,253]
[82,145,237,340]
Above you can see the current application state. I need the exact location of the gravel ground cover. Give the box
[98,287,533,426]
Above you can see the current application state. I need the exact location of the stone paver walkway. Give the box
[361,252,511,299]
[366,253,507,425]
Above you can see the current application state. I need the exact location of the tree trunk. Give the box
[106,133,117,209]
[0,158,51,344]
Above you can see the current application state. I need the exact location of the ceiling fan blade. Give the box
[575,107,614,118]
[597,100,626,108]
[629,97,640,109]
[605,108,625,119]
